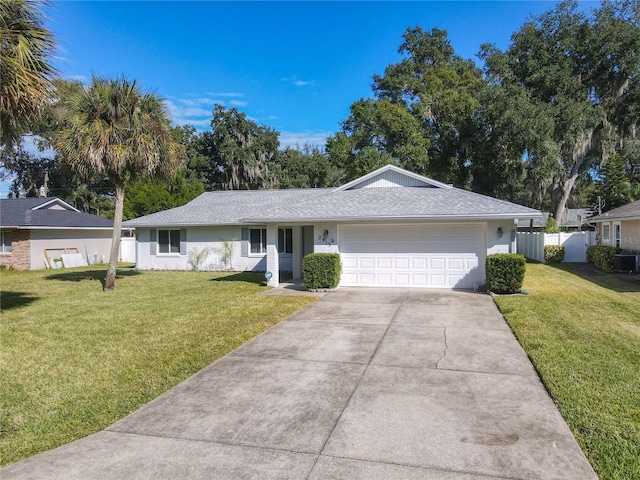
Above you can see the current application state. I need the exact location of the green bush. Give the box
[486,254,526,294]
[587,245,620,272]
[302,253,341,289]
[544,245,565,263]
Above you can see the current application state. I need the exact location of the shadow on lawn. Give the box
[549,263,640,293]
[45,268,141,287]
[209,272,266,286]
[0,291,39,310]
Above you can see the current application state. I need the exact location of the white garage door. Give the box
[340,224,485,289]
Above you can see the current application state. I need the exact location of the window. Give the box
[158,229,180,254]
[613,222,621,248]
[278,228,293,254]
[250,228,267,254]
[602,223,610,243]
[0,231,11,254]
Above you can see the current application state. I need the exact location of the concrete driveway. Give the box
[2,288,597,479]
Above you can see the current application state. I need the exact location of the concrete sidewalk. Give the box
[2,289,597,479]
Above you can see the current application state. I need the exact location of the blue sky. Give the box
[4,1,597,198]
[44,1,600,147]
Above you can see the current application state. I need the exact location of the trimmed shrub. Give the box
[302,253,341,289]
[587,245,621,272]
[486,254,526,294]
[544,245,565,264]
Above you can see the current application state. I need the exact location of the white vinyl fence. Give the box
[119,237,136,262]
[517,232,596,263]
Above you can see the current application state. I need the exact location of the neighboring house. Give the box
[125,165,542,289]
[517,208,593,232]
[588,200,640,250]
[0,197,114,270]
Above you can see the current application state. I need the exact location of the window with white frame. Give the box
[250,228,267,254]
[613,222,621,248]
[602,223,610,243]
[158,229,180,254]
[0,231,11,254]
[278,228,293,254]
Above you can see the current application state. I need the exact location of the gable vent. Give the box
[349,170,434,189]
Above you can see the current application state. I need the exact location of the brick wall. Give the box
[0,229,30,270]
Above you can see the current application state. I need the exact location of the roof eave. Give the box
[241,212,543,223]
[589,215,640,223]
[15,226,115,230]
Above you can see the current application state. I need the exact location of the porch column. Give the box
[292,226,302,279]
[266,224,279,287]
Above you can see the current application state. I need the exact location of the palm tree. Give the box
[53,76,184,291]
[0,0,56,147]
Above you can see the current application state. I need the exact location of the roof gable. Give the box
[333,165,452,191]
[589,200,640,222]
[31,198,79,212]
[0,197,112,229]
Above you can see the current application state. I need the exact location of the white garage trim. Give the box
[339,223,486,289]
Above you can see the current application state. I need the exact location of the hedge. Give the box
[586,245,620,272]
[302,253,342,289]
[544,245,565,264]
[486,254,526,294]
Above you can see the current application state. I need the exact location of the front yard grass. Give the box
[0,266,317,466]
[493,263,639,480]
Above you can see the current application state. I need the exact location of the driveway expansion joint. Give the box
[435,326,448,368]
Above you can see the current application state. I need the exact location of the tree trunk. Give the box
[550,127,598,225]
[104,183,124,291]
[552,174,579,225]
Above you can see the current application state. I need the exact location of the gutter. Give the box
[240,212,544,224]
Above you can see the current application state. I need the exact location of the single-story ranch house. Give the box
[588,199,640,250]
[0,197,114,270]
[124,165,542,289]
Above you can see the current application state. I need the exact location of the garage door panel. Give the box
[340,224,485,289]
[412,258,427,269]
[360,257,374,268]
[377,258,392,269]
[448,258,465,270]
[429,258,446,270]
[394,258,409,269]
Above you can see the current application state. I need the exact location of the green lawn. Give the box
[493,263,640,480]
[0,266,317,466]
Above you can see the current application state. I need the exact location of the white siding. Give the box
[313,223,339,254]
[135,226,267,271]
[351,170,433,189]
[486,220,516,255]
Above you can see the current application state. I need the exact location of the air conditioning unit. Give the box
[613,254,636,273]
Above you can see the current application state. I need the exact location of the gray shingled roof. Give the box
[123,189,332,227]
[244,186,541,222]
[0,198,113,229]
[589,200,640,222]
[124,185,540,227]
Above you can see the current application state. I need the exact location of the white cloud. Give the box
[279,130,332,149]
[282,77,314,87]
[166,94,251,129]
[207,92,245,98]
